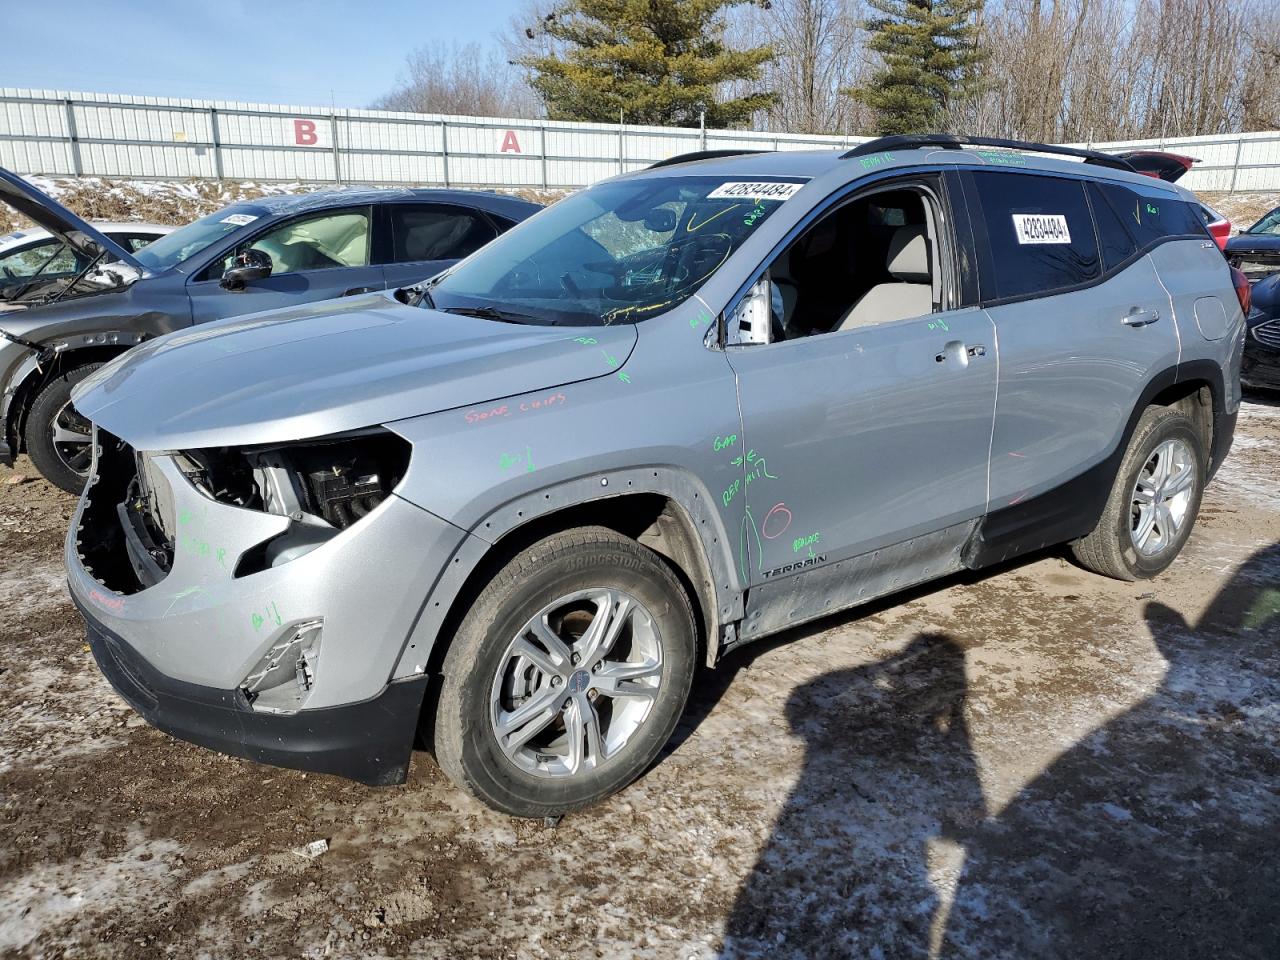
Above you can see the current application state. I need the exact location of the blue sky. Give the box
[0,0,523,107]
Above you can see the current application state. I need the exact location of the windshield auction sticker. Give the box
[1012,213,1071,244]
[707,181,806,201]
[220,214,259,226]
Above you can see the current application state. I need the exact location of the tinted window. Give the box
[973,172,1100,300]
[390,205,497,263]
[1087,183,1141,270]
[1093,182,1206,249]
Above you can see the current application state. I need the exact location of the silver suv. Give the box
[66,135,1245,818]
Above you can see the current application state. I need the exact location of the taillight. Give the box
[1230,265,1251,315]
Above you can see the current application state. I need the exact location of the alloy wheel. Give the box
[1129,437,1196,557]
[50,400,93,478]
[489,588,663,779]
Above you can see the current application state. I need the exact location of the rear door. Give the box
[1113,184,1234,344]
[186,206,384,324]
[962,170,1181,518]
[380,202,501,289]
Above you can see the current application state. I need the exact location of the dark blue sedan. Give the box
[0,170,541,490]
[1227,205,1280,392]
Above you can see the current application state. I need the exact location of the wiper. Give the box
[441,305,545,324]
[44,250,109,307]
[408,270,451,308]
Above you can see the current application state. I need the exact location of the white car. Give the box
[0,222,171,304]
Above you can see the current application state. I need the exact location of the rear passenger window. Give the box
[1092,182,1207,250]
[389,205,497,263]
[973,172,1100,300]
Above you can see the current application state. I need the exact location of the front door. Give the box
[722,179,997,638]
[186,206,385,324]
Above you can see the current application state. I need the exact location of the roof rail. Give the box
[648,149,767,169]
[842,134,1137,174]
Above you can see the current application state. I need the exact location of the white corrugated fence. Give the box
[3,88,1279,193]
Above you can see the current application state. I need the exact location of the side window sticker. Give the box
[1012,214,1072,245]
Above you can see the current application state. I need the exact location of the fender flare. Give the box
[390,464,745,681]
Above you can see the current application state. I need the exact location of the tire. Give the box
[1071,406,1206,581]
[24,363,102,495]
[434,526,697,818]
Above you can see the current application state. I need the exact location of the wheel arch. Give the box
[394,469,744,704]
[4,343,132,453]
[964,359,1231,569]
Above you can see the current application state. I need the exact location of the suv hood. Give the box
[73,293,638,450]
[0,167,149,276]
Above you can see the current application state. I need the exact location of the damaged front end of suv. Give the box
[71,423,439,782]
[63,276,650,793]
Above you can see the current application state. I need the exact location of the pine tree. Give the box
[849,0,986,136]
[518,1,777,127]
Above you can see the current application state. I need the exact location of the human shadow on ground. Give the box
[721,631,984,958]
[940,542,1280,959]
[721,543,1280,959]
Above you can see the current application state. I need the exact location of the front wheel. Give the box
[25,363,102,495]
[433,526,697,818]
[1071,406,1206,581]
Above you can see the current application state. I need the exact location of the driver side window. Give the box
[203,208,371,280]
[733,185,945,344]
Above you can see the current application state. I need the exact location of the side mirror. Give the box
[221,248,272,290]
[728,277,773,345]
[643,208,677,232]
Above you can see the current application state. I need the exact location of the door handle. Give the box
[935,339,969,366]
[343,285,376,297]
[1122,307,1160,327]
[934,341,987,365]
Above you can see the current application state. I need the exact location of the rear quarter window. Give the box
[972,171,1100,300]
[1092,182,1207,250]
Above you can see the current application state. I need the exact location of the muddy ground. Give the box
[1,401,1278,960]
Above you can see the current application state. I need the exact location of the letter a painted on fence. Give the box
[294,119,318,146]
[500,130,522,153]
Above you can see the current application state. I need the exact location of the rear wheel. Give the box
[25,363,102,495]
[433,526,696,818]
[1072,406,1206,581]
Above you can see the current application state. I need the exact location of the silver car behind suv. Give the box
[65,135,1245,817]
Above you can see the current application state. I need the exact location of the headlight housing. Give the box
[84,428,412,595]
[177,428,412,576]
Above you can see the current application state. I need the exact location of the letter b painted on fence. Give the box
[294,119,319,146]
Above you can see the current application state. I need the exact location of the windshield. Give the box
[1247,208,1280,236]
[133,205,268,271]
[427,176,803,325]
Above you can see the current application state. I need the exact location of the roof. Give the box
[631,145,1190,198]
[235,187,541,216]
